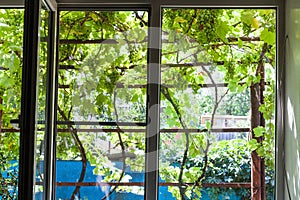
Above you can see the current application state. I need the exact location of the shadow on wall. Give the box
[285,1,300,198]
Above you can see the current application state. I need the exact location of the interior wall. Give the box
[285,0,300,199]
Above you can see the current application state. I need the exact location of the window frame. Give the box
[7,0,284,199]
[16,0,58,199]
[56,2,285,200]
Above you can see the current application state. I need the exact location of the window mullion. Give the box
[145,2,161,200]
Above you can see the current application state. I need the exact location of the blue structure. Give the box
[39,161,243,200]
[2,160,245,199]
[53,161,177,199]
[54,161,146,200]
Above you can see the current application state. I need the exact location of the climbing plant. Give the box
[0,8,276,200]
[0,9,23,199]
[159,8,276,199]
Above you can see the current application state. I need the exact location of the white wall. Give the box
[285,0,300,199]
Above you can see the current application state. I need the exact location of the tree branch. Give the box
[101,89,126,200]
[58,106,87,200]
[161,85,189,200]
[190,65,229,194]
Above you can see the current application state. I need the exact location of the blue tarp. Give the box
[2,160,245,200]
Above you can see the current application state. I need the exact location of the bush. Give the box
[174,139,274,199]
[204,139,274,199]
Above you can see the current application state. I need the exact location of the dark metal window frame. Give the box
[43,2,58,199]
[0,0,284,199]
[17,0,58,199]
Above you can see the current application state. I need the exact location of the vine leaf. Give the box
[260,28,275,45]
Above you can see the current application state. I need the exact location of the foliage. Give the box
[0,9,23,127]
[217,89,250,116]
[0,7,276,200]
[159,8,276,199]
[0,153,18,199]
[203,139,252,199]
[0,9,23,198]
[203,139,274,200]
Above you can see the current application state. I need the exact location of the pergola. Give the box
[0,0,285,200]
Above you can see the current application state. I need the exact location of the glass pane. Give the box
[56,131,145,199]
[57,10,148,199]
[160,8,276,199]
[0,9,24,199]
[160,135,251,198]
[159,186,251,200]
[35,7,51,199]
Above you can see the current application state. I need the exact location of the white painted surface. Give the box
[285,0,300,199]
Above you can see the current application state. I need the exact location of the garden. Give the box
[0,8,276,199]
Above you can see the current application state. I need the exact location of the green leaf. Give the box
[164,105,174,116]
[257,147,265,156]
[174,17,187,23]
[216,21,229,42]
[131,93,139,102]
[237,38,243,48]
[260,28,275,45]
[253,126,265,137]
[248,139,259,151]
[96,93,108,106]
[72,94,81,106]
[241,11,253,25]
[0,75,14,89]
[206,121,211,129]
[137,29,147,42]
[228,81,238,92]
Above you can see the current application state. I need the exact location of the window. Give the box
[56,10,148,199]
[0,0,284,200]
[53,6,276,200]
[159,8,276,200]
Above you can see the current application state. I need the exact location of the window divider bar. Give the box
[56,0,279,8]
[0,128,251,133]
[36,181,252,188]
[11,119,147,126]
[145,2,161,200]
[55,121,147,126]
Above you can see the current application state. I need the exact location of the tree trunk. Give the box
[250,42,268,200]
[250,82,266,200]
